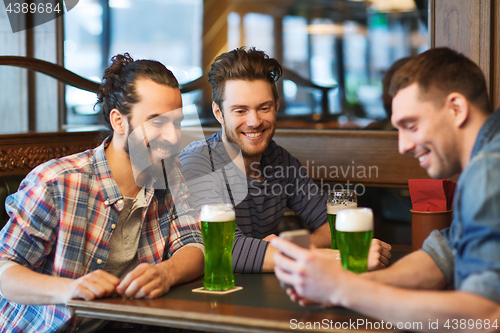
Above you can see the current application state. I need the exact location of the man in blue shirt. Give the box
[272,47,500,327]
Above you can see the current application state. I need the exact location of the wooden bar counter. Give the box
[68,273,403,333]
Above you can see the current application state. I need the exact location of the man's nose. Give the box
[398,130,416,155]
[246,110,263,128]
[159,123,180,146]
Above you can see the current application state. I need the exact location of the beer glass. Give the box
[327,189,357,249]
[335,208,374,273]
[199,204,236,290]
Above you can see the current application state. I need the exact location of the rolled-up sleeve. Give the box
[425,153,500,303]
[421,229,455,286]
[455,155,500,303]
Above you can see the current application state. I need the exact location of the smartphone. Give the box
[279,229,310,248]
[278,229,310,289]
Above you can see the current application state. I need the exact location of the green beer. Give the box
[200,204,236,290]
[335,208,373,274]
[327,190,357,250]
[327,212,337,249]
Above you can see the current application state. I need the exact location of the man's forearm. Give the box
[159,245,204,289]
[362,250,447,290]
[339,275,500,332]
[310,223,331,248]
[1,265,73,305]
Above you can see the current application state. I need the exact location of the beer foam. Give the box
[335,208,373,232]
[327,202,357,214]
[200,204,235,222]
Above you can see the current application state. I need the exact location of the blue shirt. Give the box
[422,109,500,303]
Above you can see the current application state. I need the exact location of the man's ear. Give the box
[213,102,224,125]
[275,98,280,113]
[446,92,469,128]
[109,109,127,135]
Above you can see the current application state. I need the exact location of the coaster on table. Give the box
[192,286,243,294]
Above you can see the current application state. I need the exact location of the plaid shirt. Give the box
[0,141,203,333]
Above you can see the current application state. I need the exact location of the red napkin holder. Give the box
[408,179,455,251]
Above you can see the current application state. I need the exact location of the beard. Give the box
[125,125,178,190]
[223,122,275,158]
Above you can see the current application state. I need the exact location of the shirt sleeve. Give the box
[0,171,59,274]
[284,151,328,231]
[232,225,268,273]
[421,229,455,286]
[452,155,500,303]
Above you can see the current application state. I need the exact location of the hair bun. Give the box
[104,53,134,80]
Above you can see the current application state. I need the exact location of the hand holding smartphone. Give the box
[278,229,310,289]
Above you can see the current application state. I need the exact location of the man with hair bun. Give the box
[272,47,500,328]
[179,47,391,274]
[0,53,204,332]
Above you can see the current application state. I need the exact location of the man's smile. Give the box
[416,151,430,167]
[242,130,264,139]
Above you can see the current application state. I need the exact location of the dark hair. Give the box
[389,47,491,113]
[95,53,179,130]
[207,47,283,111]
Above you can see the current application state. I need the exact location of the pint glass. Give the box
[327,189,357,249]
[200,204,236,290]
[335,208,373,273]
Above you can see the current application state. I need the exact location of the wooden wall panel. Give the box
[0,131,104,177]
[433,0,497,108]
[0,129,427,188]
[434,0,482,64]
[272,130,429,187]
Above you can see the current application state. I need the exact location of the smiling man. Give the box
[179,47,391,273]
[272,47,500,329]
[0,54,204,332]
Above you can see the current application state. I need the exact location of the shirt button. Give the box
[104,199,110,205]
[118,199,123,204]
[111,224,116,230]
[96,259,103,265]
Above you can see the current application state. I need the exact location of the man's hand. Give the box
[116,263,169,299]
[263,234,278,242]
[65,269,120,302]
[271,237,349,306]
[367,239,392,271]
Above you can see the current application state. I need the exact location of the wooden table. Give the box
[68,273,403,332]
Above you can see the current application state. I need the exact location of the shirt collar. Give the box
[470,108,500,159]
[92,138,123,207]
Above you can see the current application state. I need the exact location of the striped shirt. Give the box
[0,140,203,333]
[179,131,327,273]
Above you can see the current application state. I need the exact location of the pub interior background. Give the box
[1,0,499,247]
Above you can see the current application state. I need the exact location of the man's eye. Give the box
[174,122,182,128]
[234,110,246,114]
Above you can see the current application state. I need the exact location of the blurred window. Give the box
[64,0,428,130]
[64,0,203,130]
